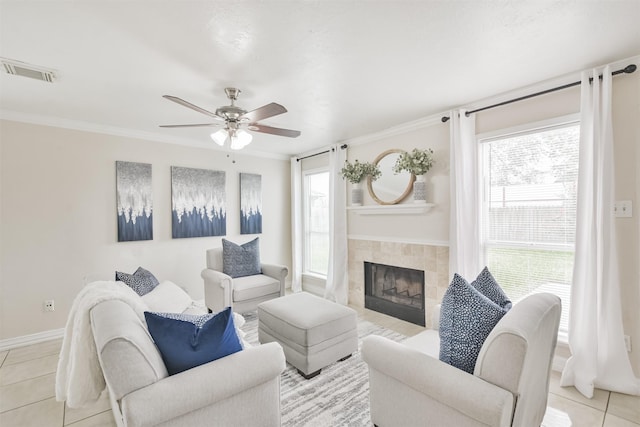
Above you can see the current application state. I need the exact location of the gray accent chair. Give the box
[362,292,561,427]
[90,299,286,427]
[201,247,288,314]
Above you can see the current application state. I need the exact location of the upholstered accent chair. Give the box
[362,292,561,427]
[91,299,286,427]
[201,247,288,314]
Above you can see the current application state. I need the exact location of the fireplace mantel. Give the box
[347,203,434,215]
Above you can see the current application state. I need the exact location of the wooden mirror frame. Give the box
[367,149,415,205]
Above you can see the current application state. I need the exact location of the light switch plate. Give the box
[614,200,632,218]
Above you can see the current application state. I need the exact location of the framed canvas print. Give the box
[116,161,153,242]
[240,173,262,234]
[171,166,226,238]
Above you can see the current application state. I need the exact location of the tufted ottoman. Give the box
[257,292,358,379]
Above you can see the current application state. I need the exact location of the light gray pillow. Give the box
[222,238,261,278]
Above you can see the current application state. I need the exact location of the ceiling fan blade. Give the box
[162,95,224,120]
[249,123,301,138]
[159,123,222,128]
[240,102,287,122]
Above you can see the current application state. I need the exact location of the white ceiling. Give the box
[1,1,639,157]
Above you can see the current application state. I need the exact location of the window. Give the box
[480,120,580,335]
[303,169,330,276]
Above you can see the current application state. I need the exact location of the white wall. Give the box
[347,120,451,244]
[344,65,640,375]
[0,120,291,341]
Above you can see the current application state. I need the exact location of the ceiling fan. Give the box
[160,87,301,150]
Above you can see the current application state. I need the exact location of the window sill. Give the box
[347,203,434,215]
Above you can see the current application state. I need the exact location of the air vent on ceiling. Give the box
[1,57,56,83]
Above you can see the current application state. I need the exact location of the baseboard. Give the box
[552,355,568,372]
[302,282,326,297]
[0,328,64,352]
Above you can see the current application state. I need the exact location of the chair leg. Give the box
[298,369,321,380]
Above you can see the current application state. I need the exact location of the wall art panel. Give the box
[240,173,262,234]
[116,161,153,242]
[171,166,226,238]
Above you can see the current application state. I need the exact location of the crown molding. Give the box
[452,54,640,117]
[341,112,445,147]
[0,110,290,161]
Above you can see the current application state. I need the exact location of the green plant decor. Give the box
[393,148,435,176]
[340,160,381,184]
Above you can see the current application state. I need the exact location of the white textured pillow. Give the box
[141,281,192,313]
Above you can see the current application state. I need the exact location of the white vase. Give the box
[413,175,427,204]
[351,182,363,206]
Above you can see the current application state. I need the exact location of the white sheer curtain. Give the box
[290,157,303,293]
[449,109,481,280]
[324,144,349,304]
[561,66,640,398]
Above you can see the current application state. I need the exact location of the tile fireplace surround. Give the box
[348,239,449,329]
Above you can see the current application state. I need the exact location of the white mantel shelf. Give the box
[347,203,434,215]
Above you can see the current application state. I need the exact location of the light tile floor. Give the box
[1,309,639,427]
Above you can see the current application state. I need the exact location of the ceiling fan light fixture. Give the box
[230,129,252,150]
[211,128,228,146]
[163,87,300,148]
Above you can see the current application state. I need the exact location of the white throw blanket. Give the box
[55,281,148,408]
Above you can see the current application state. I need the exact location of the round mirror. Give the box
[367,149,415,205]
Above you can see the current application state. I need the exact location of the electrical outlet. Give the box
[624,335,632,352]
[44,300,55,312]
[614,200,633,218]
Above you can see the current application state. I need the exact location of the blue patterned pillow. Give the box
[472,267,512,310]
[222,238,261,278]
[115,267,159,296]
[439,273,510,373]
[145,307,243,375]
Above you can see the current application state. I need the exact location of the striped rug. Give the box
[240,312,406,427]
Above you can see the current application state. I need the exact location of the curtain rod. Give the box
[296,144,348,162]
[441,64,637,123]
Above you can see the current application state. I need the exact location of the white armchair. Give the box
[201,247,288,314]
[91,299,286,427]
[362,292,561,427]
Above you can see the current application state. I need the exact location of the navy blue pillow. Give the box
[439,273,510,373]
[472,267,512,310]
[145,307,243,375]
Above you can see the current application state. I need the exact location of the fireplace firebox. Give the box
[364,261,425,326]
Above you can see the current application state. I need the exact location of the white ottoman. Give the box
[258,292,358,379]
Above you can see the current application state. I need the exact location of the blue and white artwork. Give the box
[116,161,153,242]
[171,166,226,238]
[240,173,262,234]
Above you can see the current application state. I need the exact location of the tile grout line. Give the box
[3,351,61,367]
[65,409,114,426]
[548,389,610,419]
[602,392,610,427]
[0,395,57,415]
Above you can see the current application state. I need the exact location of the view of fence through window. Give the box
[304,171,330,276]
[482,122,580,333]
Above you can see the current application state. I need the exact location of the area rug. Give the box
[240,312,406,427]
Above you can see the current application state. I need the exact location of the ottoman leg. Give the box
[338,354,352,362]
[298,369,321,380]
